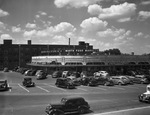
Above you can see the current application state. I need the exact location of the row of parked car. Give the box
[52,70,150,89]
[13,67,47,80]
[3,67,150,89]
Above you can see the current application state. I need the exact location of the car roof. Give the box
[57,78,67,80]
[99,71,107,72]
[24,77,32,80]
[0,79,7,82]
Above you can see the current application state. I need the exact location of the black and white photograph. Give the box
[0,0,150,115]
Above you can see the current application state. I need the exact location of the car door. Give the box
[64,100,77,112]
[134,76,142,83]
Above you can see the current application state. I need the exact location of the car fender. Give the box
[78,105,89,110]
[78,105,89,114]
[50,109,64,115]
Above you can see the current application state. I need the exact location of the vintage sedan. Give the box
[80,77,99,86]
[45,97,90,115]
[55,78,76,89]
[0,80,8,91]
[94,71,109,77]
[22,77,35,87]
[110,75,131,85]
[126,75,149,84]
[139,84,150,103]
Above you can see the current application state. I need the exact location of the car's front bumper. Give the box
[0,85,8,91]
[139,95,150,102]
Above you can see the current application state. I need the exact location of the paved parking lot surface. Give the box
[0,71,149,115]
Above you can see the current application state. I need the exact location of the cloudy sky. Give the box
[0,0,150,55]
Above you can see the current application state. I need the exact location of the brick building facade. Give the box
[0,39,99,70]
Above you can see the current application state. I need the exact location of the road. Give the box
[0,71,149,115]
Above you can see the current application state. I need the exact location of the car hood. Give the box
[144,91,150,95]
[49,103,64,109]
[135,75,145,78]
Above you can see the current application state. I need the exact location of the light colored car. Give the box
[126,75,149,84]
[94,71,109,77]
[62,71,72,78]
[139,84,150,103]
[52,71,62,78]
[35,70,43,76]
[36,70,47,80]
[110,75,131,85]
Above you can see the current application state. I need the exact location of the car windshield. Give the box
[61,98,67,104]
[25,78,31,81]
[147,87,150,92]
[0,81,5,84]
[122,77,127,80]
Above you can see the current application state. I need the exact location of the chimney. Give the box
[69,38,70,45]
[3,39,12,45]
[27,40,31,45]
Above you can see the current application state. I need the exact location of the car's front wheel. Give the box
[51,109,64,115]
[118,82,122,86]
[78,107,86,114]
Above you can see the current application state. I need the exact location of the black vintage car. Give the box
[3,67,9,72]
[55,78,75,89]
[52,71,62,78]
[22,77,35,87]
[96,77,114,86]
[80,77,99,86]
[45,97,90,115]
[0,80,8,91]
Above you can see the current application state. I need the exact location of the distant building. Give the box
[0,39,99,69]
[28,55,150,74]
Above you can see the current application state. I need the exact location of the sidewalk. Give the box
[91,105,150,115]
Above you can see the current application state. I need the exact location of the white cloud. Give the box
[97,28,131,42]
[25,23,37,29]
[1,34,13,40]
[78,36,96,43]
[97,28,126,38]
[23,22,76,40]
[80,17,108,33]
[134,32,144,37]
[35,15,40,18]
[114,30,131,41]
[36,30,49,37]
[88,2,136,22]
[54,22,76,33]
[54,0,101,8]
[66,32,75,38]
[0,21,5,29]
[138,11,150,21]
[141,1,150,5]
[117,17,131,22]
[88,4,102,15]
[0,9,9,17]
[48,15,54,19]
[144,35,150,39]
[38,11,47,16]
[52,35,68,44]
[23,30,36,38]
[12,26,21,33]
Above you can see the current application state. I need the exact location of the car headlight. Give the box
[1,84,6,88]
[46,104,52,110]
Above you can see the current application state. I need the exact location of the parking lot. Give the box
[5,82,146,95]
[0,71,147,95]
[1,71,150,115]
